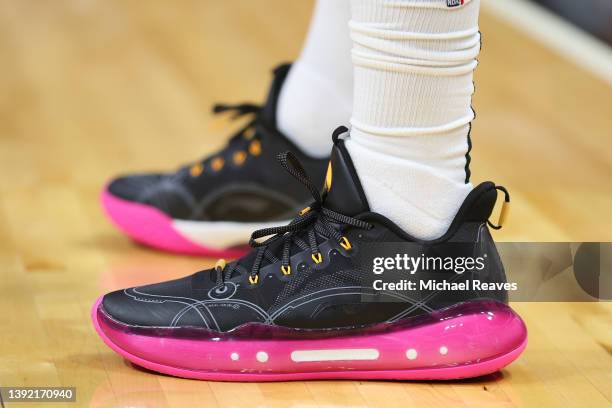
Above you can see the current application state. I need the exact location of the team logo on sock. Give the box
[447,0,465,7]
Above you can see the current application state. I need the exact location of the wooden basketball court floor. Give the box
[0,1,610,407]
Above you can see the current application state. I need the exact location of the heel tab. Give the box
[459,182,504,224]
[322,128,370,215]
[273,63,292,76]
[261,63,293,126]
[332,126,349,144]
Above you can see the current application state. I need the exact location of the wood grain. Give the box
[0,1,610,407]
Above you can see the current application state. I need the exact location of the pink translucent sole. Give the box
[92,297,527,381]
[101,188,247,258]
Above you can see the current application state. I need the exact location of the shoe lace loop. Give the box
[212,102,261,119]
[214,151,372,286]
[212,102,262,143]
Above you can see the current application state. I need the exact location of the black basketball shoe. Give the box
[101,64,329,257]
[93,128,527,381]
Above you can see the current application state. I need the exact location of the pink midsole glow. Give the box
[92,297,527,381]
[101,187,247,258]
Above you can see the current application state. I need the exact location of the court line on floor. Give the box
[482,0,612,85]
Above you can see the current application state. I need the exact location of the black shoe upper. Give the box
[107,64,329,222]
[102,130,508,332]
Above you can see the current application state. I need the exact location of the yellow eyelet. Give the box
[233,150,247,166]
[215,258,226,271]
[211,157,225,172]
[248,275,259,285]
[249,139,262,156]
[190,163,203,177]
[311,252,323,264]
[340,236,352,250]
[243,127,256,140]
[299,206,311,216]
[281,265,291,276]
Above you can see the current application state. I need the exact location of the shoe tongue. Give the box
[322,139,370,216]
[260,63,291,126]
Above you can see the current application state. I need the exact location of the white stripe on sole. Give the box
[290,349,381,363]
[172,219,291,250]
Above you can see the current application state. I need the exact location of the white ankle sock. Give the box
[345,0,480,240]
[277,0,353,158]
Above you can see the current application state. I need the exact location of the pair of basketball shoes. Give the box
[93,64,527,381]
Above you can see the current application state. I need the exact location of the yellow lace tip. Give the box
[215,259,226,271]
[311,253,323,264]
[248,275,259,285]
[299,206,311,216]
[281,265,291,275]
[340,237,352,250]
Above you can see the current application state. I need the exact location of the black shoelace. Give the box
[181,102,262,177]
[212,102,260,120]
[212,102,261,145]
[214,151,373,286]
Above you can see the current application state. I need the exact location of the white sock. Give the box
[277,0,353,158]
[345,0,480,240]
